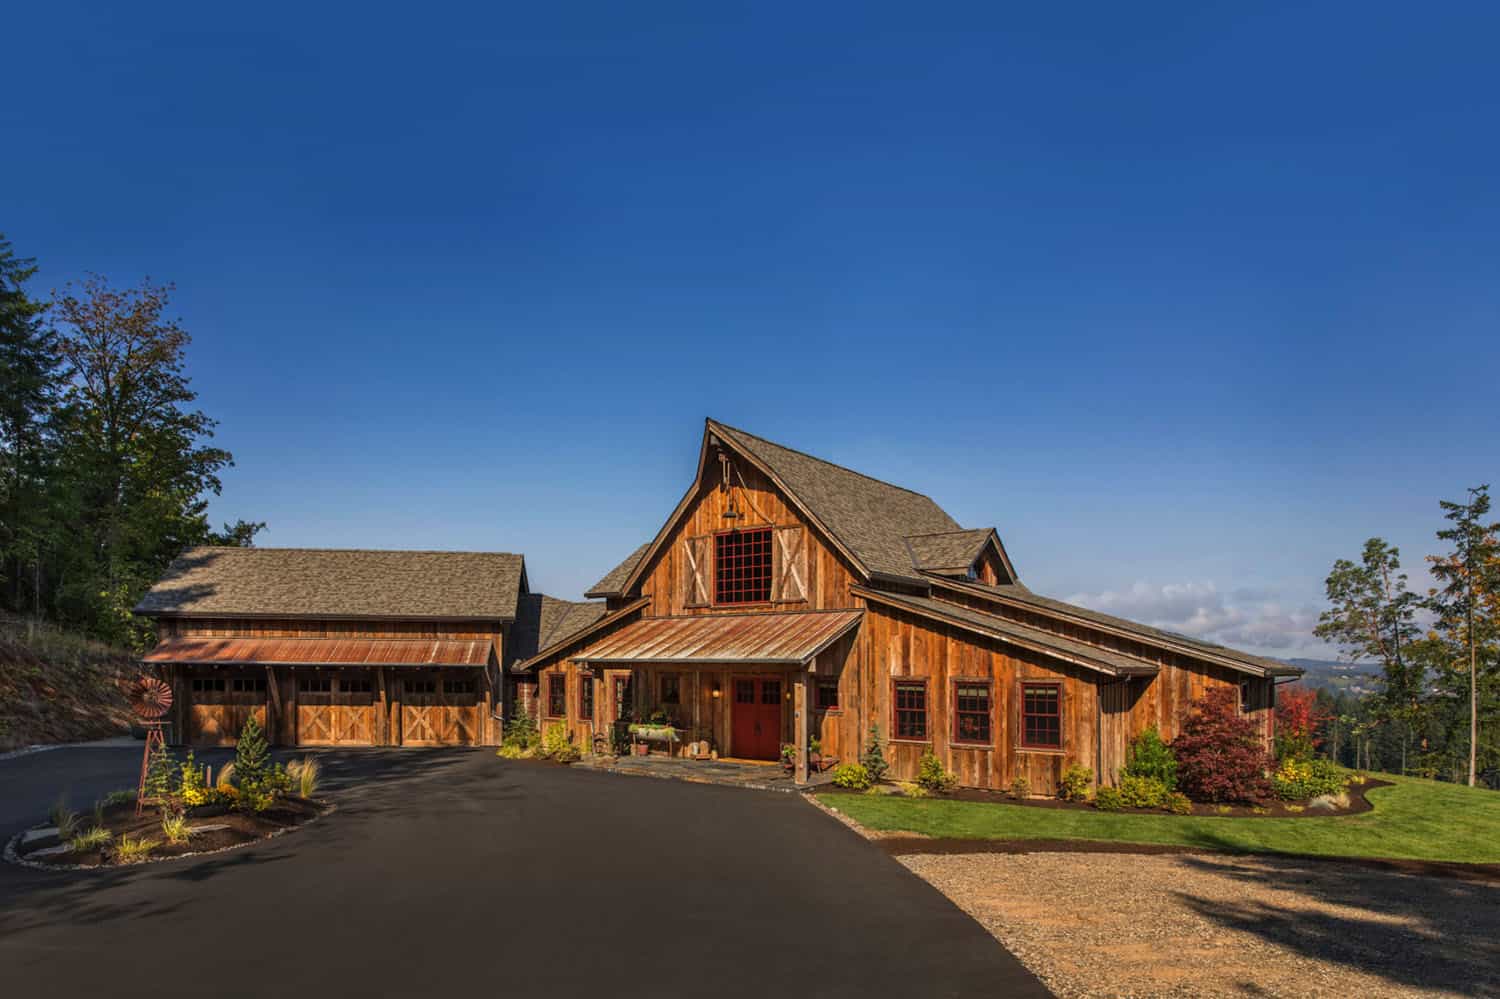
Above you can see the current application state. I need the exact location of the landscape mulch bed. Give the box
[13,796,326,869]
[906,777,1391,818]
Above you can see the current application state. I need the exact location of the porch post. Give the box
[794,668,809,785]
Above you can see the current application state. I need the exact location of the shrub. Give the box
[1010,775,1031,800]
[216,763,237,790]
[831,762,873,790]
[286,756,320,798]
[505,707,540,752]
[1117,774,1169,809]
[101,789,136,808]
[1271,757,1349,801]
[860,724,890,784]
[1172,687,1272,803]
[1165,791,1192,815]
[897,781,929,798]
[1093,786,1125,811]
[161,813,191,845]
[114,835,157,864]
[915,751,957,793]
[1122,725,1177,791]
[70,826,112,852]
[538,722,579,763]
[50,794,79,839]
[179,752,213,807]
[496,743,531,760]
[1274,685,1330,762]
[1058,763,1093,802]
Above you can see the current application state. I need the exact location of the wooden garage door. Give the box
[296,671,376,746]
[187,670,268,747]
[402,673,480,746]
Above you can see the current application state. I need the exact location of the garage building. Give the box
[135,547,526,748]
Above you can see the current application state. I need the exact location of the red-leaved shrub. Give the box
[1171,687,1273,803]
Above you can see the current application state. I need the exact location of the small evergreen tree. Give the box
[860,723,889,784]
[234,714,269,785]
[505,703,539,750]
[143,740,177,800]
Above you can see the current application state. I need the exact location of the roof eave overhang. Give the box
[853,585,1153,679]
[573,608,862,671]
[512,597,650,674]
[923,574,1283,679]
[137,610,516,624]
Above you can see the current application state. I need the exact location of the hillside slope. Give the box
[0,614,135,752]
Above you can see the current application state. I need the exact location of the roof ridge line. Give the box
[184,546,525,556]
[708,419,945,503]
[904,528,991,540]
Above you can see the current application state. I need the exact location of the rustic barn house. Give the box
[514,419,1300,791]
[135,548,528,747]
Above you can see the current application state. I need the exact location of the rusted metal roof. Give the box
[142,636,494,667]
[575,610,862,666]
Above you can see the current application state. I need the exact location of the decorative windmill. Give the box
[128,675,173,815]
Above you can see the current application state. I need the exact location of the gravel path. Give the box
[898,851,1500,998]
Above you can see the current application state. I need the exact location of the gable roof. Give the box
[511,596,650,673]
[904,529,997,574]
[924,575,1302,678]
[507,593,610,666]
[583,542,651,598]
[134,547,526,622]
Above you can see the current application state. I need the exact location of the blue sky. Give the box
[5,3,1498,656]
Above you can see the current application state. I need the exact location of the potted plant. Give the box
[780,743,797,772]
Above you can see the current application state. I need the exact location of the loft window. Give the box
[444,678,475,695]
[546,674,567,717]
[954,681,992,744]
[579,675,594,718]
[405,678,436,694]
[192,676,226,693]
[714,527,772,605]
[298,675,331,694]
[660,675,680,705]
[815,680,840,711]
[893,680,927,740]
[1021,683,1061,749]
[342,674,373,694]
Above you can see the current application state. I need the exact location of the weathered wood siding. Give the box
[635,462,862,617]
[858,602,1101,796]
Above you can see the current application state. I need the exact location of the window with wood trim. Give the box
[231,675,266,693]
[342,674,372,694]
[1021,683,1061,749]
[579,676,594,718]
[192,676,226,693]
[444,678,476,695]
[1239,680,1252,714]
[953,681,992,744]
[893,680,928,740]
[660,674,680,705]
[546,674,567,717]
[714,527,772,605]
[815,679,840,712]
[405,678,436,694]
[298,674,331,694]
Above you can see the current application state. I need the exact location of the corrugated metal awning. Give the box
[575,610,863,666]
[142,636,494,668]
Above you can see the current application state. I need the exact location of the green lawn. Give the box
[818,775,1500,864]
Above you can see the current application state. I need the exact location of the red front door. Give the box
[731,676,783,760]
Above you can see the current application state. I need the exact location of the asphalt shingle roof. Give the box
[508,593,609,665]
[904,529,994,573]
[584,542,651,598]
[134,547,525,621]
[711,421,963,583]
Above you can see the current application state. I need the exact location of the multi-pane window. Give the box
[192,676,226,693]
[444,678,475,695]
[405,678,436,694]
[734,679,755,704]
[660,675,680,705]
[1021,683,1061,749]
[579,676,594,718]
[815,680,840,711]
[546,674,567,717]
[893,681,927,740]
[760,679,781,704]
[954,681,992,744]
[343,674,373,694]
[298,674,332,694]
[714,527,772,604]
[231,675,265,693]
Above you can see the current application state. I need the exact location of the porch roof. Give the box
[142,636,494,668]
[574,610,862,667]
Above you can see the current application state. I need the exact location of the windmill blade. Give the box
[128,675,174,720]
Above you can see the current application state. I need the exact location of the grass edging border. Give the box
[807,793,1500,885]
[2,801,337,875]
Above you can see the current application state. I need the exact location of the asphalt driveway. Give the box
[0,747,1048,998]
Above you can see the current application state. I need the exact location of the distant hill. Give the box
[1282,658,1378,695]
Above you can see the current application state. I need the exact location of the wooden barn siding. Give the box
[860,604,1101,796]
[157,616,504,748]
[636,462,862,617]
[930,589,1276,755]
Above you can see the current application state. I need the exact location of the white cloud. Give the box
[1063,580,1321,656]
